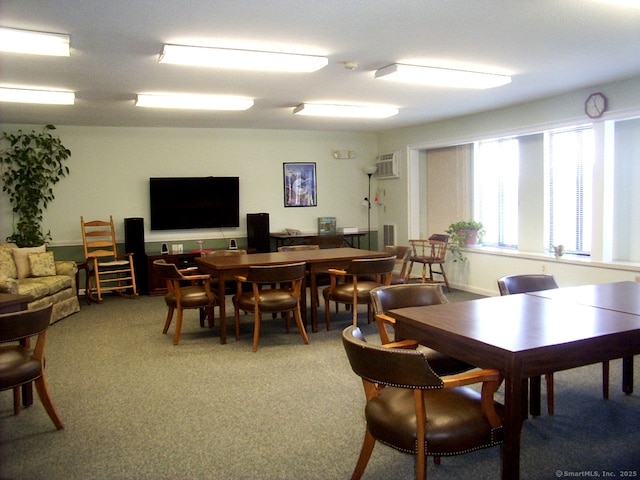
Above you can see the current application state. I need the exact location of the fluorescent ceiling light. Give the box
[0,27,70,56]
[0,87,74,105]
[375,63,511,89]
[293,103,398,119]
[159,44,328,72]
[136,93,254,110]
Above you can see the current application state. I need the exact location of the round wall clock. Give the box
[585,92,607,119]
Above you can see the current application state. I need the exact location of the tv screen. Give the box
[149,177,240,230]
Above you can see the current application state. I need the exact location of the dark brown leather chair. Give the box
[233,262,309,352]
[0,305,64,430]
[342,325,502,480]
[322,256,396,330]
[497,273,609,415]
[153,259,220,345]
[408,234,451,291]
[371,283,473,375]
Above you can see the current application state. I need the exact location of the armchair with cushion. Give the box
[370,283,473,375]
[342,325,502,480]
[0,304,64,430]
[322,256,396,330]
[153,259,221,345]
[233,262,309,352]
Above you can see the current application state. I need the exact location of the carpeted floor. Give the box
[1,290,639,479]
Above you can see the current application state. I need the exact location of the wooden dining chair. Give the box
[497,273,610,415]
[0,305,64,430]
[323,256,396,330]
[383,245,412,285]
[342,325,502,480]
[153,259,220,345]
[408,235,451,291]
[233,262,309,352]
[370,283,474,375]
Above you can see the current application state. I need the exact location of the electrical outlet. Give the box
[541,264,547,273]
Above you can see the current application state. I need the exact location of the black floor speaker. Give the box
[124,217,148,294]
[247,213,270,253]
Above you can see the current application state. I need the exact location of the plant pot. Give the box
[457,229,479,245]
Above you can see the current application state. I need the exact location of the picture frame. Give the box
[283,162,317,207]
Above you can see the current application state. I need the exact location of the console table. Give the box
[270,232,364,249]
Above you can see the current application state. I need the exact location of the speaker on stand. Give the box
[247,213,270,253]
[124,217,148,295]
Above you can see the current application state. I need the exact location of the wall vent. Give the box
[383,224,396,246]
[375,152,400,179]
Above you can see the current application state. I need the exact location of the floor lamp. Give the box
[363,165,378,250]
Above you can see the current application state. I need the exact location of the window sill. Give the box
[460,245,640,273]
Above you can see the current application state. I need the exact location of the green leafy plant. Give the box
[445,220,485,262]
[0,125,71,246]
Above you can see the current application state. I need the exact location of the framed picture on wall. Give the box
[283,162,317,207]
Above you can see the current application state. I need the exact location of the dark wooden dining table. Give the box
[196,247,389,336]
[388,282,640,480]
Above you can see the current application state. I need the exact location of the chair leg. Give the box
[324,295,332,331]
[439,265,451,292]
[13,387,21,415]
[173,309,183,345]
[352,300,359,327]
[602,361,610,399]
[234,302,242,340]
[351,428,376,480]
[252,309,261,352]
[545,373,554,415]
[284,311,291,333]
[293,305,309,345]
[162,307,174,334]
[34,375,64,430]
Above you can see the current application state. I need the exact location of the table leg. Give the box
[502,372,525,479]
[622,356,634,394]
[529,375,541,417]
[217,273,227,344]
[309,265,319,333]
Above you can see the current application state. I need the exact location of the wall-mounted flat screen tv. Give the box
[149,177,240,230]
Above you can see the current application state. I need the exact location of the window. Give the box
[473,138,519,247]
[545,126,594,255]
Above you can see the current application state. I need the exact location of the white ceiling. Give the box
[0,0,639,132]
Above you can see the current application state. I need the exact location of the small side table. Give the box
[75,260,90,305]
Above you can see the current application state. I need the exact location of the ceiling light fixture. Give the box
[293,103,398,119]
[135,93,254,110]
[0,27,70,56]
[0,87,74,105]
[159,44,328,73]
[375,63,511,89]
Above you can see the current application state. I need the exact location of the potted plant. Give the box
[445,220,485,262]
[0,125,71,246]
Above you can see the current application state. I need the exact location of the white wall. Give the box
[376,75,640,294]
[0,126,378,246]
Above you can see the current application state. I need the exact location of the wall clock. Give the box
[585,92,607,119]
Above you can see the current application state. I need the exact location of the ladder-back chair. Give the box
[81,216,138,303]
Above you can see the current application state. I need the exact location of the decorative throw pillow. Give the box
[12,245,46,279]
[29,251,56,277]
[0,248,18,279]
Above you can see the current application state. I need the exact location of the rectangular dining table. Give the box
[389,284,640,480]
[196,247,389,337]
[527,281,640,395]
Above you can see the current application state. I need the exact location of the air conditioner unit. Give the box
[375,152,400,179]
